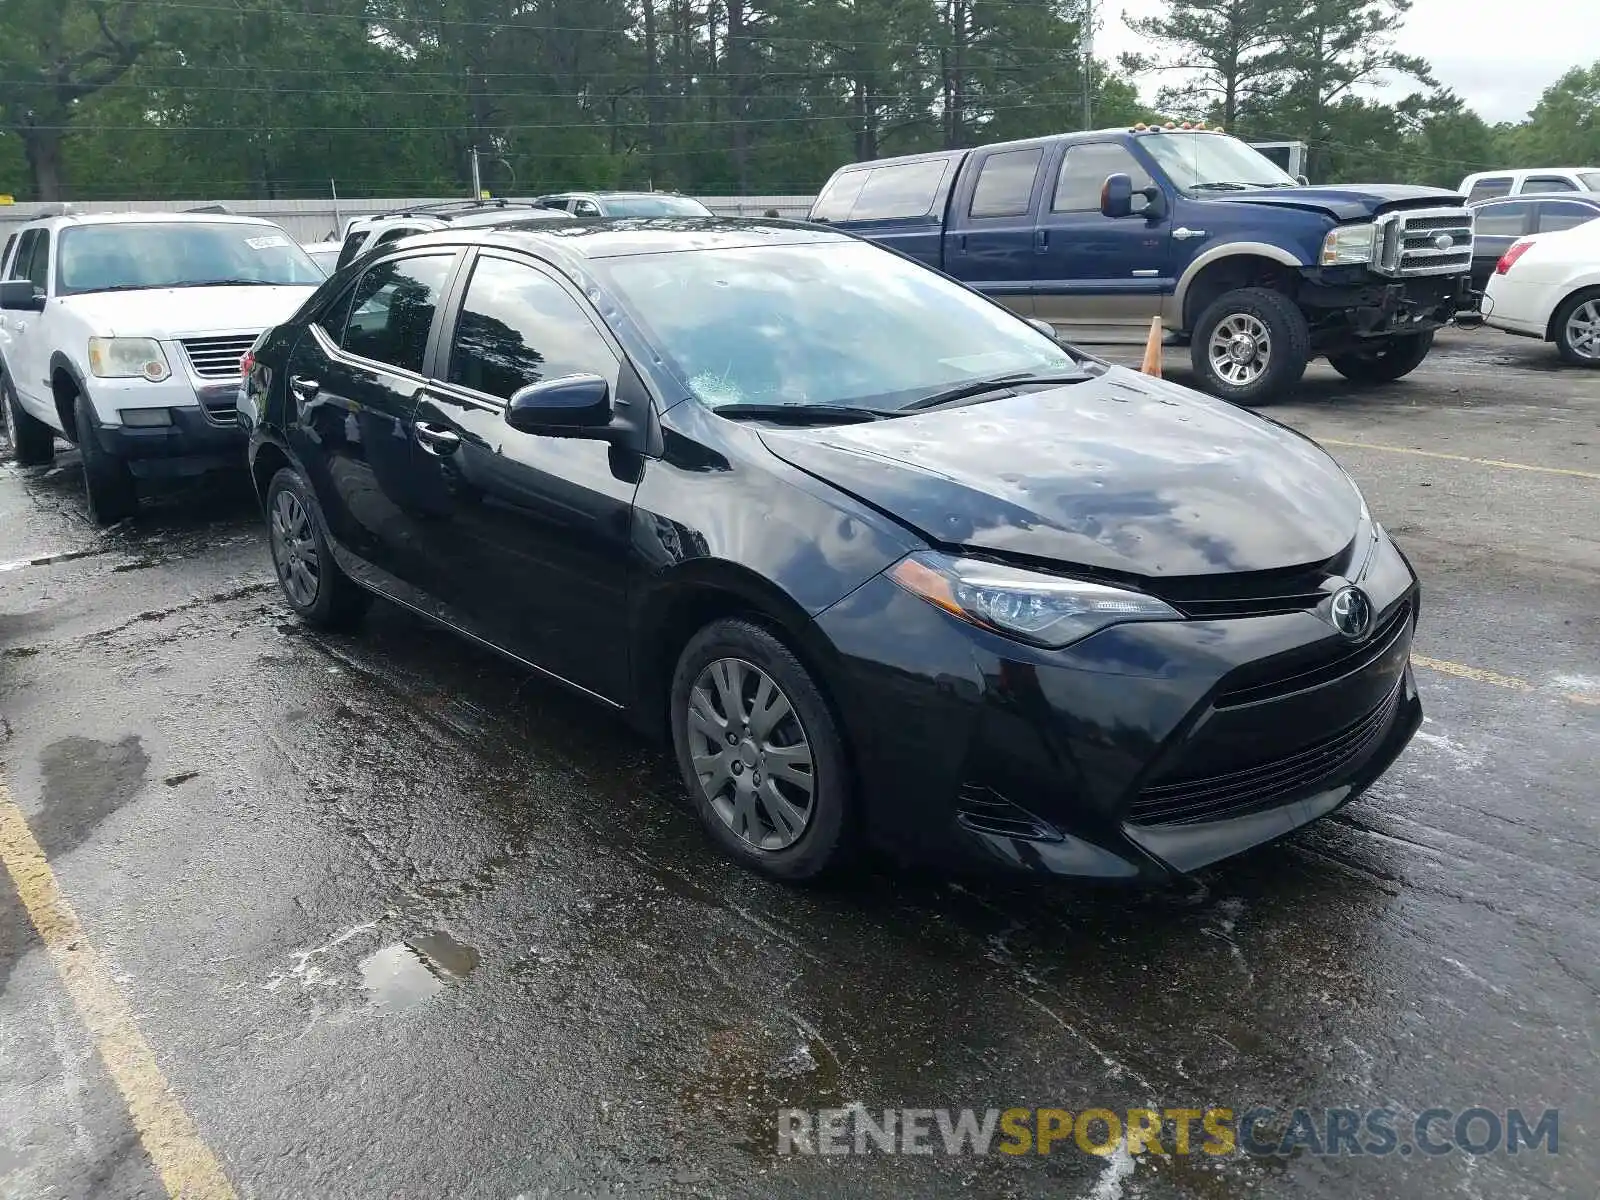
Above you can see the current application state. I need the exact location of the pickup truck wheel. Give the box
[265,467,371,629]
[1553,289,1600,366]
[670,618,855,882]
[1327,331,1435,383]
[72,394,138,525]
[3,372,56,465]
[1190,287,1310,406]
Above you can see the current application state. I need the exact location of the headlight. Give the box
[88,337,170,382]
[887,551,1181,649]
[1320,223,1376,266]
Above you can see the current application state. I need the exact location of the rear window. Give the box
[1580,172,1600,191]
[1466,176,1513,203]
[969,148,1044,219]
[839,160,951,222]
[810,172,869,222]
[1525,175,1578,192]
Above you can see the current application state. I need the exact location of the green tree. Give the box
[1393,89,1502,189]
[1516,62,1600,166]
[1120,0,1294,134]
[0,0,155,200]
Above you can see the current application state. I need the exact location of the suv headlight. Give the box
[887,551,1181,649]
[88,337,170,382]
[1321,223,1377,267]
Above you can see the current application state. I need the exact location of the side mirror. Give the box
[1101,173,1134,219]
[505,373,613,437]
[0,280,44,312]
[1027,317,1057,339]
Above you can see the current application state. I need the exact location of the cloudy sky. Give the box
[1097,0,1600,124]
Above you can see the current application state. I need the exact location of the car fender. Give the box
[1171,241,1308,324]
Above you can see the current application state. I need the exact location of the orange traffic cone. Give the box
[1140,316,1163,378]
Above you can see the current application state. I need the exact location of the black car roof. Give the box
[395,217,847,265]
[1470,192,1600,206]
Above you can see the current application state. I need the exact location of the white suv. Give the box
[0,212,322,523]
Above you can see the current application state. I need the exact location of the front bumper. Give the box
[814,531,1421,882]
[93,398,246,479]
[1299,266,1469,345]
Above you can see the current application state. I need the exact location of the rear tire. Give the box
[4,372,56,466]
[1327,330,1435,383]
[72,394,138,524]
[670,618,854,882]
[1189,287,1310,406]
[1552,288,1600,366]
[265,467,371,629]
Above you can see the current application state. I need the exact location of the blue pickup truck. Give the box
[809,125,1474,404]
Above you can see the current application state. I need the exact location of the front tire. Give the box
[265,467,371,629]
[4,372,56,466]
[1327,330,1435,383]
[670,618,854,882]
[1190,287,1310,406]
[1553,289,1600,366]
[72,394,138,525]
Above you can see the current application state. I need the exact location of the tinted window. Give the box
[1466,176,1513,203]
[1525,176,1577,192]
[341,254,454,373]
[1580,172,1600,191]
[22,231,50,291]
[970,149,1044,219]
[1473,202,1531,237]
[1053,142,1153,212]
[810,172,869,222]
[849,160,950,221]
[573,200,602,216]
[1537,201,1600,233]
[6,229,39,282]
[448,257,617,400]
[1,234,14,275]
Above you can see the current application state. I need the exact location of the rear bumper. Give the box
[813,530,1421,883]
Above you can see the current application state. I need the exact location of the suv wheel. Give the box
[265,467,371,628]
[1190,287,1311,405]
[1553,289,1600,366]
[72,394,138,524]
[4,372,56,465]
[669,618,854,881]
[1327,331,1435,384]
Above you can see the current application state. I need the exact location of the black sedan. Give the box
[240,219,1421,883]
[1469,192,1600,295]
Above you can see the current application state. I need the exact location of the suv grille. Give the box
[1373,207,1473,278]
[1129,681,1403,826]
[181,334,258,379]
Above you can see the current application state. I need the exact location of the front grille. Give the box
[1373,207,1474,278]
[1144,548,1353,620]
[955,784,1060,842]
[181,334,259,380]
[1213,598,1412,709]
[1129,682,1402,826]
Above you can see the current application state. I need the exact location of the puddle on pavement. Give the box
[358,930,480,1014]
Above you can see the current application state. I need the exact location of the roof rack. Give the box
[386,198,541,219]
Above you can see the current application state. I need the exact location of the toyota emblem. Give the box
[1433,233,1455,251]
[1329,586,1373,640]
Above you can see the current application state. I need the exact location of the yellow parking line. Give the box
[1318,438,1600,481]
[0,784,236,1200]
[1411,654,1535,691]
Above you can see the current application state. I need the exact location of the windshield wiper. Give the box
[900,371,1086,413]
[712,403,886,424]
[1188,182,1252,192]
[168,278,280,288]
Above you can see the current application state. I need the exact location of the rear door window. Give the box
[1535,201,1600,233]
[5,229,38,281]
[340,254,455,374]
[1525,175,1578,192]
[970,148,1044,219]
[848,160,951,221]
[1053,142,1153,213]
[1472,202,1532,237]
[1465,176,1513,203]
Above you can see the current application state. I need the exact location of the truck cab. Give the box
[810,126,1474,404]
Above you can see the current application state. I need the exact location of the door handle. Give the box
[413,420,462,456]
[1034,228,1049,251]
[1172,227,1207,241]
[289,375,320,401]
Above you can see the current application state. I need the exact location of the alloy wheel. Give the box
[1208,313,1272,386]
[270,489,320,608]
[1565,299,1600,360]
[685,657,816,850]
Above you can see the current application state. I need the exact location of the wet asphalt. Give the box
[0,327,1595,1199]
